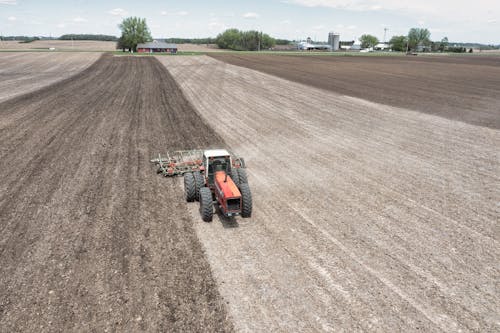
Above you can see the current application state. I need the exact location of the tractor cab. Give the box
[203,149,232,185]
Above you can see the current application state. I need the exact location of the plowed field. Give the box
[0,40,116,51]
[158,55,499,332]
[0,52,101,102]
[1,51,498,332]
[0,55,232,332]
[209,54,500,129]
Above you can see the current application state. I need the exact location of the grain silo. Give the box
[328,32,340,51]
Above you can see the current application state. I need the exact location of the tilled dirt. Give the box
[209,53,500,129]
[158,56,499,332]
[0,52,102,102]
[0,55,232,332]
[0,40,116,51]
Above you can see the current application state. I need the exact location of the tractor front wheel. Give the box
[184,172,196,202]
[199,187,214,222]
[239,183,252,218]
[237,168,248,184]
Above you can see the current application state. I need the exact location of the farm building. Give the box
[137,41,177,53]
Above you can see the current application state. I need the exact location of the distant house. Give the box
[137,40,177,53]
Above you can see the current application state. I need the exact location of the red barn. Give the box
[137,41,177,54]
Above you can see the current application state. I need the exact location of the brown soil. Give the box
[0,55,232,332]
[209,53,500,129]
[177,44,225,52]
[0,52,101,102]
[158,56,500,332]
[0,40,116,51]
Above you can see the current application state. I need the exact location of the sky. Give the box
[1,0,499,44]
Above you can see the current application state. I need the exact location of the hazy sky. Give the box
[1,0,498,43]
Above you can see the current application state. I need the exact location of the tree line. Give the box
[59,34,118,41]
[360,28,478,53]
[215,29,275,51]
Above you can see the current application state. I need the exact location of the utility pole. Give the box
[383,27,388,44]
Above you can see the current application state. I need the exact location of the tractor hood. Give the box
[215,171,241,198]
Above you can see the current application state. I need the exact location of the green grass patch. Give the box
[111,51,205,56]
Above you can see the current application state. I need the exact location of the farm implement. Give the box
[151,149,252,222]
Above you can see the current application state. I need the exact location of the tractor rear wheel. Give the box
[237,168,248,184]
[193,171,204,200]
[199,187,213,222]
[231,168,240,187]
[184,172,196,202]
[239,183,252,218]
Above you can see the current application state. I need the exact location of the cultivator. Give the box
[150,149,245,177]
[151,148,251,222]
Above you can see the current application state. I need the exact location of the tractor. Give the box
[151,149,252,222]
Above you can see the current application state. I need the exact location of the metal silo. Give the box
[334,34,340,51]
[328,32,340,51]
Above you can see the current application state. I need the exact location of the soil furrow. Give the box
[0,55,232,332]
[158,55,499,332]
[209,54,500,129]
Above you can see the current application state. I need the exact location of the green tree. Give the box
[389,35,407,51]
[408,28,431,51]
[215,28,275,51]
[118,17,152,52]
[359,34,379,48]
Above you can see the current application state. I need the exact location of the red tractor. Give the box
[151,149,252,222]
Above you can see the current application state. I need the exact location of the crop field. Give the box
[157,55,499,332]
[0,40,223,52]
[0,52,101,102]
[0,54,232,332]
[0,52,499,332]
[0,40,117,51]
[209,53,500,128]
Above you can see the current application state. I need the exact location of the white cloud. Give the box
[108,8,128,17]
[487,19,497,24]
[161,10,188,16]
[56,23,66,28]
[72,17,87,23]
[280,19,291,24]
[286,0,387,11]
[242,12,259,19]
[311,24,325,30]
[286,0,500,23]
[7,16,16,21]
[0,0,17,4]
[208,18,227,31]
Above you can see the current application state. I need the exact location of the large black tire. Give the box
[184,172,196,202]
[239,183,252,218]
[193,171,204,200]
[237,168,248,184]
[199,187,213,222]
[230,168,240,187]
